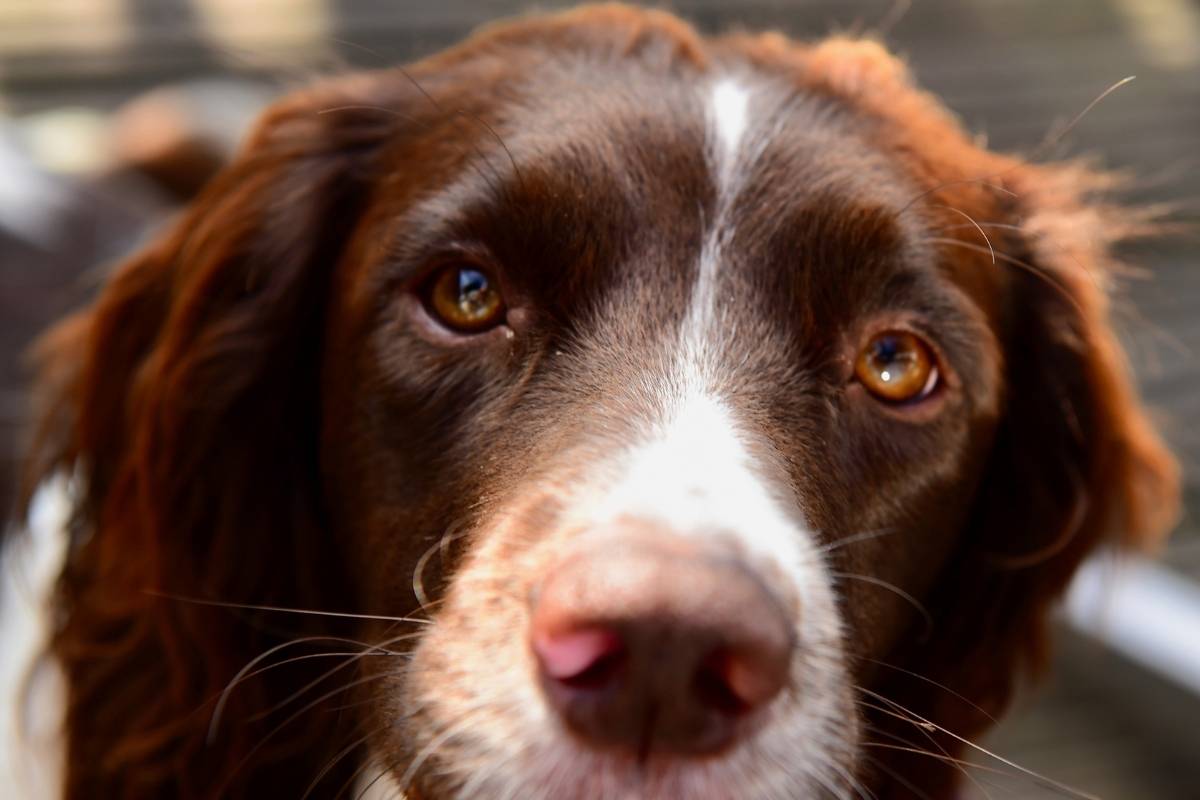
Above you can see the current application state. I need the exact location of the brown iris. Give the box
[427,264,505,332]
[855,330,938,402]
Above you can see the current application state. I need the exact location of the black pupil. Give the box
[873,335,903,366]
[458,268,489,299]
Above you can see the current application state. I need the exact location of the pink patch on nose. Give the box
[532,626,623,681]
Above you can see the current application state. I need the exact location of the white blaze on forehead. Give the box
[688,77,757,350]
[582,390,813,584]
[613,77,804,574]
[710,78,750,173]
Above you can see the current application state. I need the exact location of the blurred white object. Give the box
[0,477,69,799]
[0,129,73,249]
[1065,555,1200,696]
[19,108,112,176]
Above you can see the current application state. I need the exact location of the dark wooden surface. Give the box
[2,2,1197,797]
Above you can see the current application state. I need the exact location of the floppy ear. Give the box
[792,38,1180,795]
[871,162,1180,797]
[21,75,406,799]
[997,163,1180,556]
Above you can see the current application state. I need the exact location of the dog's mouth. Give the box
[371,685,860,800]
[366,517,858,800]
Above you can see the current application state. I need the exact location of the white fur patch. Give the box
[586,390,810,583]
[688,78,754,339]
[710,79,750,174]
[1,478,68,800]
[445,383,857,798]
[355,765,403,799]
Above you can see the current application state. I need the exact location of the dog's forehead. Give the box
[372,56,931,303]
[488,62,940,331]
[497,58,919,211]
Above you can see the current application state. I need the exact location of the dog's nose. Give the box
[530,534,794,756]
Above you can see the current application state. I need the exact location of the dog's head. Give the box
[28,6,1178,799]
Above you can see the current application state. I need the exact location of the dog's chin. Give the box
[370,670,861,800]
[371,732,861,800]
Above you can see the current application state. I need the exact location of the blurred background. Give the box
[0,1,1196,797]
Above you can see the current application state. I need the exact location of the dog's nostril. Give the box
[694,651,749,716]
[694,648,779,716]
[533,626,625,687]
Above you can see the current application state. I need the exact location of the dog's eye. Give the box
[426,264,506,333]
[855,330,938,403]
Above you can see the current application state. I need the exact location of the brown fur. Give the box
[18,5,1177,798]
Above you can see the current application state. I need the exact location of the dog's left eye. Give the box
[425,264,506,333]
[855,330,939,403]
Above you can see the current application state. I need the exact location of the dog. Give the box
[5,4,1179,798]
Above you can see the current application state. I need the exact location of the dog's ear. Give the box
[794,39,1179,780]
[872,161,1180,796]
[954,159,1179,668]
[1001,162,1180,555]
[22,74,407,798]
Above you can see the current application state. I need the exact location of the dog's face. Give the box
[32,6,1178,800]
[320,26,1007,798]
[308,10,1170,798]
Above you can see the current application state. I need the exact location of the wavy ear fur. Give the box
[21,76,403,799]
[873,161,1180,797]
[790,38,1180,798]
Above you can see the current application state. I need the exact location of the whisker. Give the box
[1039,76,1136,154]
[932,205,995,264]
[400,713,486,793]
[923,237,1085,317]
[827,758,878,800]
[249,630,423,722]
[864,730,1046,796]
[818,528,899,554]
[830,572,933,638]
[863,710,993,799]
[414,520,471,612]
[855,657,998,724]
[457,110,526,193]
[325,37,391,66]
[900,181,1018,217]
[861,751,934,800]
[396,66,442,114]
[857,687,1100,800]
[316,105,415,121]
[150,590,434,625]
[333,751,388,800]
[210,634,399,743]
[874,0,913,38]
[937,221,1024,235]
[353,763,393,800]
[217,672,396,795]
[862,742,1016,780]
[302,725,389,800]
[241,649,397,684]
[900,76,1136,213]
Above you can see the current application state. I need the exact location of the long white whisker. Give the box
[151,591,434,625]
[932,205,995,264]
[818,529,899,554]
[210,634,398,743]
[855,657,997,724]
[858,687,1100,800]
[830,572,933,637]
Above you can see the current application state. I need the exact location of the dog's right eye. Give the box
[424,263,507,333]
[855,330,939,403]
